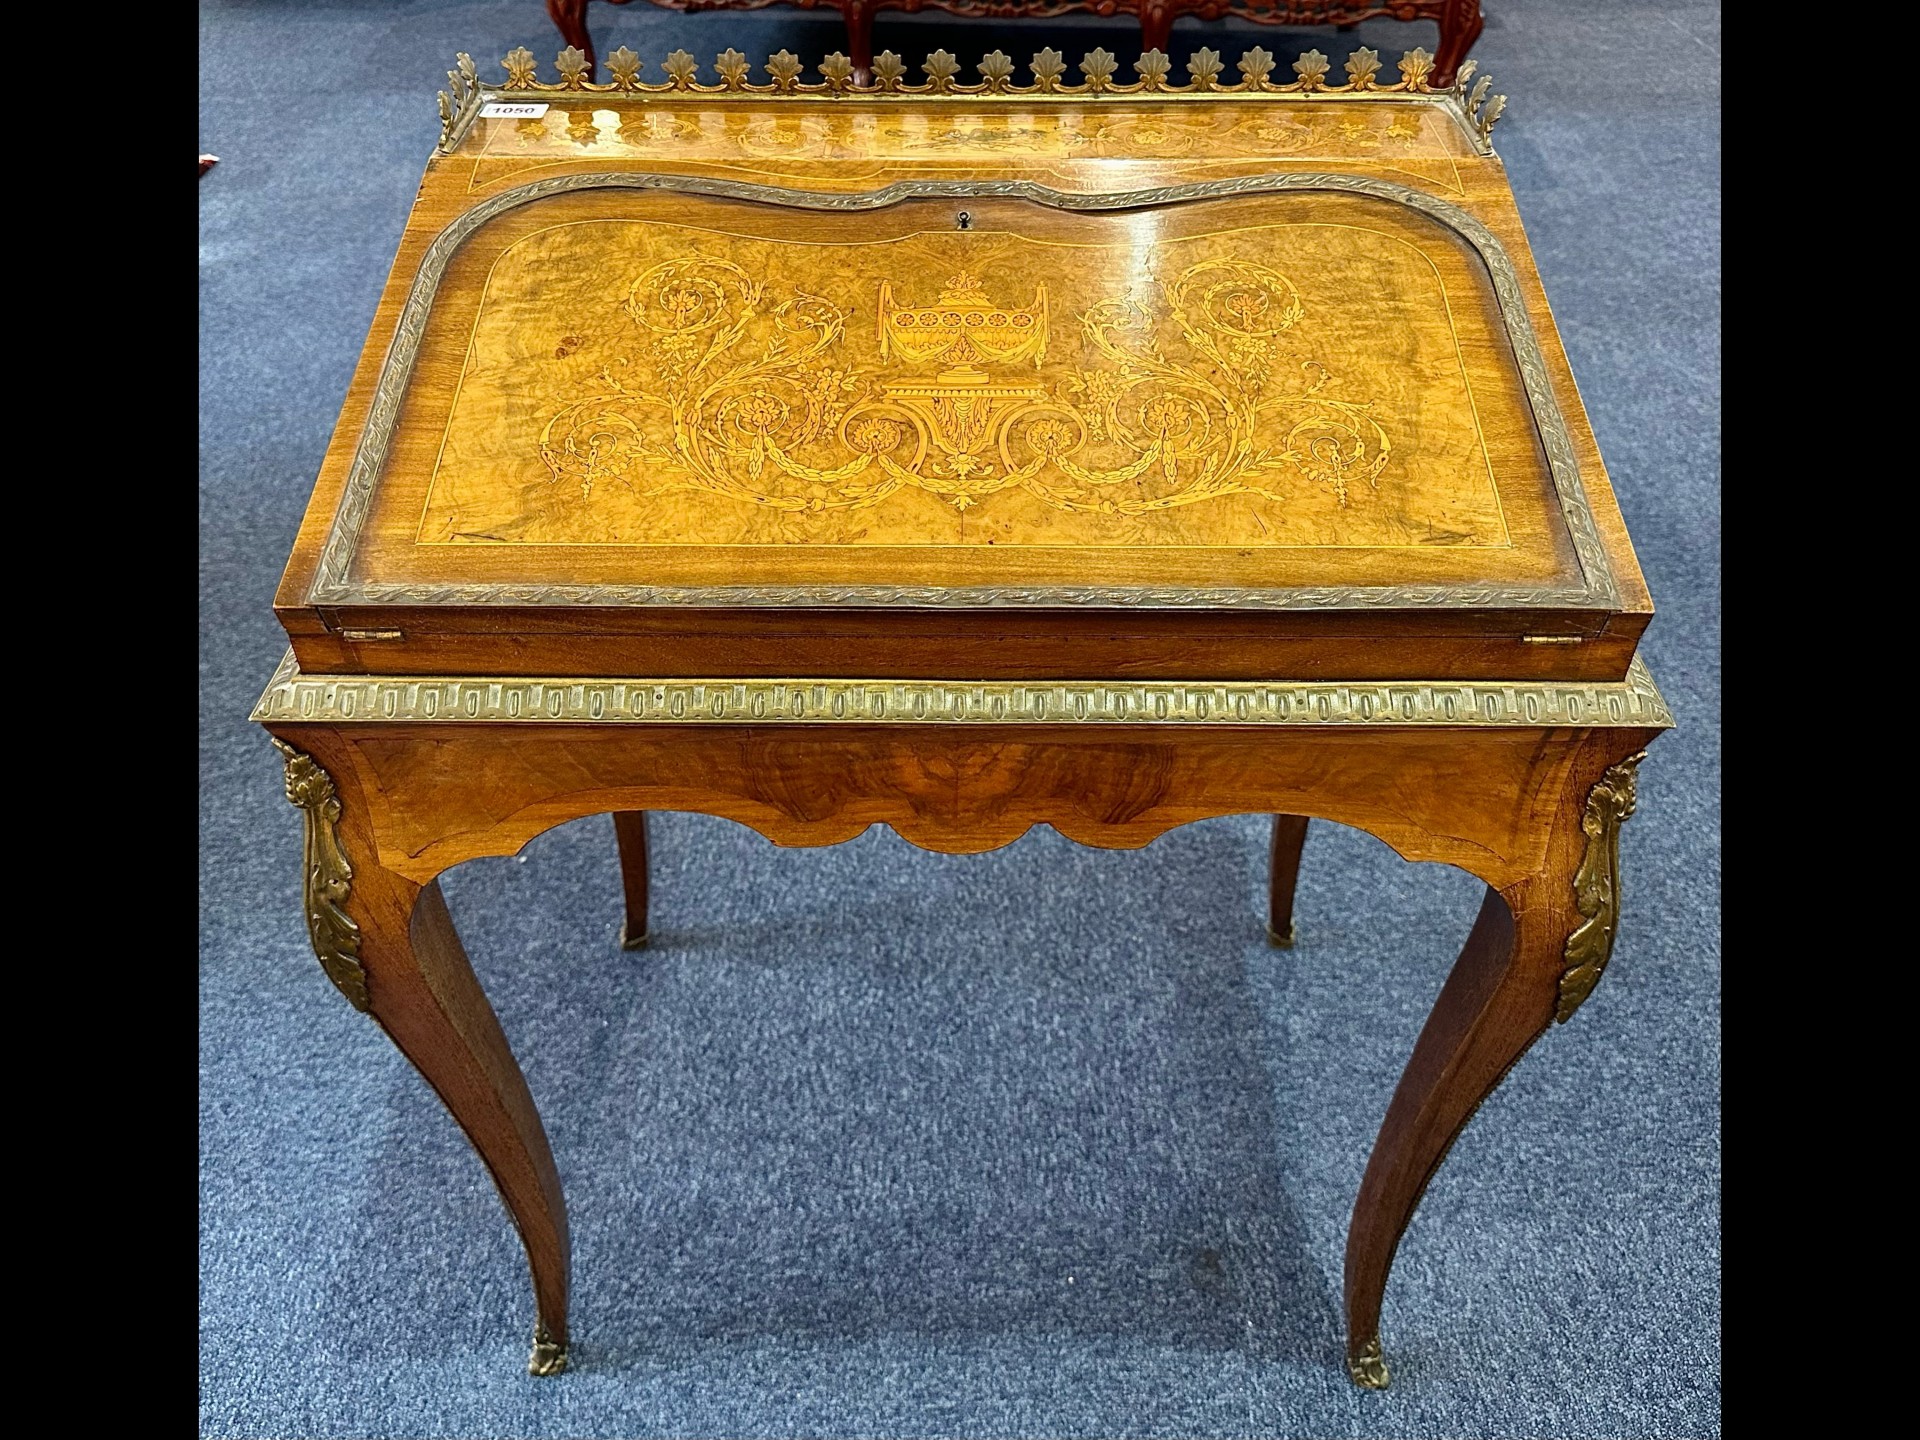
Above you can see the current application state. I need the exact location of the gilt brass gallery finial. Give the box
[435,41,1503,113]
[434,42,1508,159]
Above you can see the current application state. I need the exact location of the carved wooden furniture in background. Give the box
[257,43,1665,1391]
[545,1,1484,86]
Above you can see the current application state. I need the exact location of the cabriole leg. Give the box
[613,810,652,950]
[1267,814,1309,947]
[1342,748,1645,1386]
[274,739,573,1376]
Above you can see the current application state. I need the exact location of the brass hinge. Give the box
[338,628,406,643]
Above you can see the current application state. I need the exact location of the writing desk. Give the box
[254,41,1671,1386]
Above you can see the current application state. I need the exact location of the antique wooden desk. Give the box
[254,41,1669,1389]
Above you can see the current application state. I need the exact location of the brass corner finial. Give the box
[1452,61,1506,148]
[272,739,370,1012]
[1556,751,1647,1023]
[1477,93,1508,142]
[434,51,481,154]
[455,43,1488,102]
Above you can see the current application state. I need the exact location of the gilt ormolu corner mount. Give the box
[256,38,1670,1393]
[271,738,367,1012]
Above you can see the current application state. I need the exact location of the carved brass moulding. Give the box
[436,45,1507,155]
[253,650,1673,730]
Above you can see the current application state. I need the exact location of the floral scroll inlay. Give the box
[533,252,1391,524]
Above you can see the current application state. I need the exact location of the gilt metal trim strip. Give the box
[272,739,371,1012]
[251,650,1673,730]
[1555,750,1646,1023]
[308,171,1615,615]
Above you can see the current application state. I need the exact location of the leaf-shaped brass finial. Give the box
[503,45,537,88]
[606,46,642,90]
[663,48,697,88]
[1467,74,1492,111]
[1454,58,1479,90]
[1187,47,1224,89]
[873,50,907,89]
[715,48,750,89]
[924,49,961,90]
[555,46,589,87]
[820,52,854,90]
[1081,47,1118,90]
[1238,46,1275,88]
[1135,48,1172,89]
[437,57,479,155]
[1478,93,1507,140]
[1292,49,1330,89]
[1031,47,1067,91]
[978,50,1015,90]
[1398,47,1435,91]
[768,49,803,89]
[1345,47,1382,90]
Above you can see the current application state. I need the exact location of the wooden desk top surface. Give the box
[275,46,1651,682]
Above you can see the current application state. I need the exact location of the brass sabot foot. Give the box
[1347,1336,1390,1389]
[618,923,651,952]
[528,1323,569,1377]
[1267,920,1297,949]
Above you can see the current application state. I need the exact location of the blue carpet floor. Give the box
[198,2,1721,1435]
